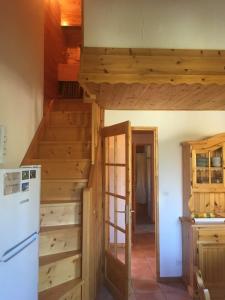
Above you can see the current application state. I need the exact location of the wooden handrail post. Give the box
[91,103,95,164]
[82,187,92,300]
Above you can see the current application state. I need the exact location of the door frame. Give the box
[131,126,160,280]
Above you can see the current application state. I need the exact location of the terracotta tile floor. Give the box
[97,232,192,300]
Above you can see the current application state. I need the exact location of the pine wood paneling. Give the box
[44,0,65,100]
[40,226,81,256]
[49,111,91,127]
[41,179,87,201]
[79,47,225,110]
[40,202,81,226]
[26,159,90,179]
[44,127,91,142]
[38,141,91,159]
[39,252,81,292]
[39,279,82,300]
[193,192,225,214]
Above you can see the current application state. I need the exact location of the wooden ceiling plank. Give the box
[82,47,225,57]
[79,48,225,110]
[80,73,225,85]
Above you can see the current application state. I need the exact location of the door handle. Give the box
[2,237,37,263]
[125,206,136,225]
[0,232,38,263]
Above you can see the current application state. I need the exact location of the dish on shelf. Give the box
[211,156,222,167]
[196,157,208,167]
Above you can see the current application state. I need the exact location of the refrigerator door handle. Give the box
[1,232,38,263]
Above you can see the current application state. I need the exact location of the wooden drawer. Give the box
[198,228,225,242]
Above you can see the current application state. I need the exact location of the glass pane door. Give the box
[103,122,131,300]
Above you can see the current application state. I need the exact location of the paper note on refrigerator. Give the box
[4,172,21,195]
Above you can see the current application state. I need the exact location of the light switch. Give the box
[0,126,7,164]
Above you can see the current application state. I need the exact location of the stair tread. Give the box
[27,158,90,162]
[40,250,81,266]
[39,278,83,300]
[42,178,88,182]
[41,200,81,204]
[40,224,80,233]
[46,125,91,129]
[39,141,91,145]
[50,111,91,114]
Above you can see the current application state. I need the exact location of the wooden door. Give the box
[102,121,132,300]
[132,143,136,234]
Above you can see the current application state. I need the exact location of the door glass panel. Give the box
[109,195,115,223]
[108,225,116,256]
[116,167,126,196]
[115,134,126,164]
[108,136,115,164]
[116,230,126,264]
[105,166,126,196]
[117,198,126,230]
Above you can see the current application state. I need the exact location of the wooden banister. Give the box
[91,102,101,164]
[82,102,103,300]
[82,187,91,300]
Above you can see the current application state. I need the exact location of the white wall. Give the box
[105,110,225,277]
[0,0,44,168]
[84,0,225,49]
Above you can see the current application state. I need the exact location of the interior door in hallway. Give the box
[102,121,132,300]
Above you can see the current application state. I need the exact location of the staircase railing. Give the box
[82,102,103,300]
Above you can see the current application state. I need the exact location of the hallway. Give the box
[97,232,192,300]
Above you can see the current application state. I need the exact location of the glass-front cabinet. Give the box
[193,145,224,187]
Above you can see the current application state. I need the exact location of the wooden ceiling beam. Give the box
[79,47,225,86]
[79,48,225,110]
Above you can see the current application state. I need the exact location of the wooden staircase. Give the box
[23,99,92,300]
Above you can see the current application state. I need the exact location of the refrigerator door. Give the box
[0,167,41,258]
[0,235,39,300]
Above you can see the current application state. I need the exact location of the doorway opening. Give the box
[131,127,159,293]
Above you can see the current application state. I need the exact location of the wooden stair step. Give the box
[25,159,90,179]
[37,141,91,159]
[41,179,87,202]
[43,127,91,141]
[40,225,81,257]
[40,224,80,232]
[39,278,83,300]
[41,178,88,202]
[40,202,81,227]
[39,251,81,292]
[49,111,91,127]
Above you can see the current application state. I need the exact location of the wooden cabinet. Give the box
[181,133,225,299]
[181,223,225,299]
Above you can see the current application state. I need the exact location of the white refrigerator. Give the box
[0,166,41,300]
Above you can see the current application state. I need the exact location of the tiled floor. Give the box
[97,231,192,300]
